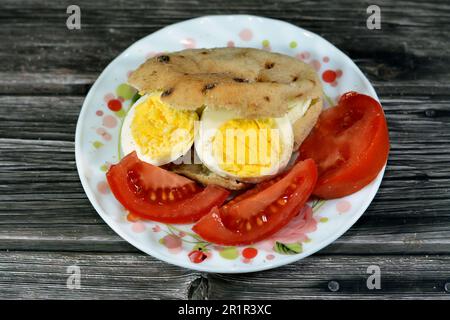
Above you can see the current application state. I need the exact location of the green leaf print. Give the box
[273,242,303,255]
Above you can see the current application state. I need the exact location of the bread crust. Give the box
[128,47,322,118]
[130,47,324,187]
[168,164,249,190]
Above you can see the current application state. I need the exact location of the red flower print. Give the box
[259,204,317,251]
[188,249,208,263]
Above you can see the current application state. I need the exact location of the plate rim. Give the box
[75,14,386,273]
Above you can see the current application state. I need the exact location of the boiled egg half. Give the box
[287,98,313,124]
[195,107,294,182]
[121,93,198,165]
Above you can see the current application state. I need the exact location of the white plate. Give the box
[75,15,385,273]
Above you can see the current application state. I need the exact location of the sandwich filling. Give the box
[121,93,198,166]
[212,118,281,177]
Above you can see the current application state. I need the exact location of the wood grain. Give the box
[0,251,197,299]
[0,0,449,94]
[0,216,449,254]
[0,252,449,299]
[207,255,450,300]
[0,0,449,299]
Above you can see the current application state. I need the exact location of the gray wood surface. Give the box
[0,0,449,299]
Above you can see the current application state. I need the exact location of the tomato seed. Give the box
[256,217,263,226]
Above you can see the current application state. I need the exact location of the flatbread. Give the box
[167,164,249,190]
[128,47,323,118]
[130,47,323,186]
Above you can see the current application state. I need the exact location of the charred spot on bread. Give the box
[161,88,174,97]
[202,83,217,94]
[233,77,249,83]
[292,76,298,82]
[265,61,275,69]
[157,55,170,63]
[264,96,270,102]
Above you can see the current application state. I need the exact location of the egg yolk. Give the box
[131,94,198,160]
[212,118,282,177]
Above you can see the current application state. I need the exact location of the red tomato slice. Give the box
[192,159,318,245]
[225,159,313,220]
[299,92,390,199]
[106,152,230,223]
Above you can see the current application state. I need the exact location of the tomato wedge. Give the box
[192,159,318,245]
[299,92,390,199]
[106,152,230,223]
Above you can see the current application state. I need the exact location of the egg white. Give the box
[121,94,196,166]
[287,98,313,124]
[195,107,294,182]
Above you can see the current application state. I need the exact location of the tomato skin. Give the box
[218,158,318,236]
[299,92,390,199]
[106,152,230,224]
[192,159,318,245]
[225,157,315,221]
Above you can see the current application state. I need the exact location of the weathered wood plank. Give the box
[0,1,449,95]
[0,252,449,299]
[0,251,197,299]
[207,255,450,300]
[0,73,96,96]
[0,216,449,254]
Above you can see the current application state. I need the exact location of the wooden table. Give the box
[1,0,449,300]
